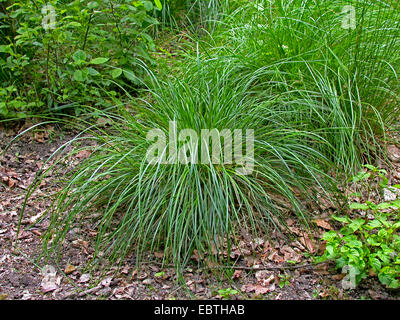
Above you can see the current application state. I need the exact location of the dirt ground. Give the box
[1,121,399,300]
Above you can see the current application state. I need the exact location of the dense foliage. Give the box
[12,0,400,274]
[318,165,400,289]
[209,0,400,170]
[0,0,162,118]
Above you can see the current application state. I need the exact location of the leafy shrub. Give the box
[317,165,400,289]
[0,0,162,118]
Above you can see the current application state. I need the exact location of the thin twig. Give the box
[82,13,93,51]
[200,262,323,271]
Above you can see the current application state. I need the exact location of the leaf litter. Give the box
[0,123,399,300]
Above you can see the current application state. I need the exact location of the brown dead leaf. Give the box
[286,218,295,226]
[280,245,302,263]
[314,262,330,275]
[205,258,218,269]
[255,270,273,282]
[17,231,30,240]
[149,265,159,273]
[190,250,199,262]
[244,255,258,267]
[0,294,8,300]
[76,150,92,160]
[332,273,346,281]
[137,271,147,280]
[289,225,302,236]
[34,132,45,143]
[72,239,89,255]
[41,265,58,293]
[250,238,264,250]
[121,265,130,275]
[65,265,76,275]
[257,273,275,287]
[319,289,330,298]
[299,233,315,253]
[241,284,272,295]
[230,248,242,259]
[79,274,90,283]
[387,145,400,162]
[101,277,113,287]
[314,219,332,230]
[88,230,97,237]
[8,178,17,188]
[96,117,111,126]
[267,251,285,264]
[31,230,42,237]
[317,241,327,255]
[232,270,242,280]
[369,269,377,277]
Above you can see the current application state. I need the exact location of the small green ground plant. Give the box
[216,288,239,299]
[318,165,400,289]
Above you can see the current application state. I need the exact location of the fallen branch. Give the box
[201,262,324,271]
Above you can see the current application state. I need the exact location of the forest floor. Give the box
[0,120,400,300]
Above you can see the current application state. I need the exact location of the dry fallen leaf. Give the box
[259,274,275,287]
[244,255,258,267]
[130,269,137,280]
[0,294,9,300]
[317,241,327,255]
[41,279,58,293]
[96,117,111,126]
[232,270,242,280]
[154,251,164,259]
[332,274,346,281]
[65,265,76,275]
[8,178,17,188]
[143,278,153,285]
[314,262,330,275]
[76,150,92,160]
[101,277,113,287]
[255,270,273,282]
[79,273,90,283]
[241,284,273,295]
[280,245,302,263]
[34,132,45,143]
[121,265,130,275]
[230,249,242,259]
[286,219,295,226]
[314,219,332,230]
[41,265,58,293]
[319,289,331,298]
[299,233,315,253]
[387,145,400,162]
[267,251,285,263]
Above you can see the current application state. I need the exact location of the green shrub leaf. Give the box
[111,68,123,79]
[89,57,109,65]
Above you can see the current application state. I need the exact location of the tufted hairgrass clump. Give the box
[25,63,335,272]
